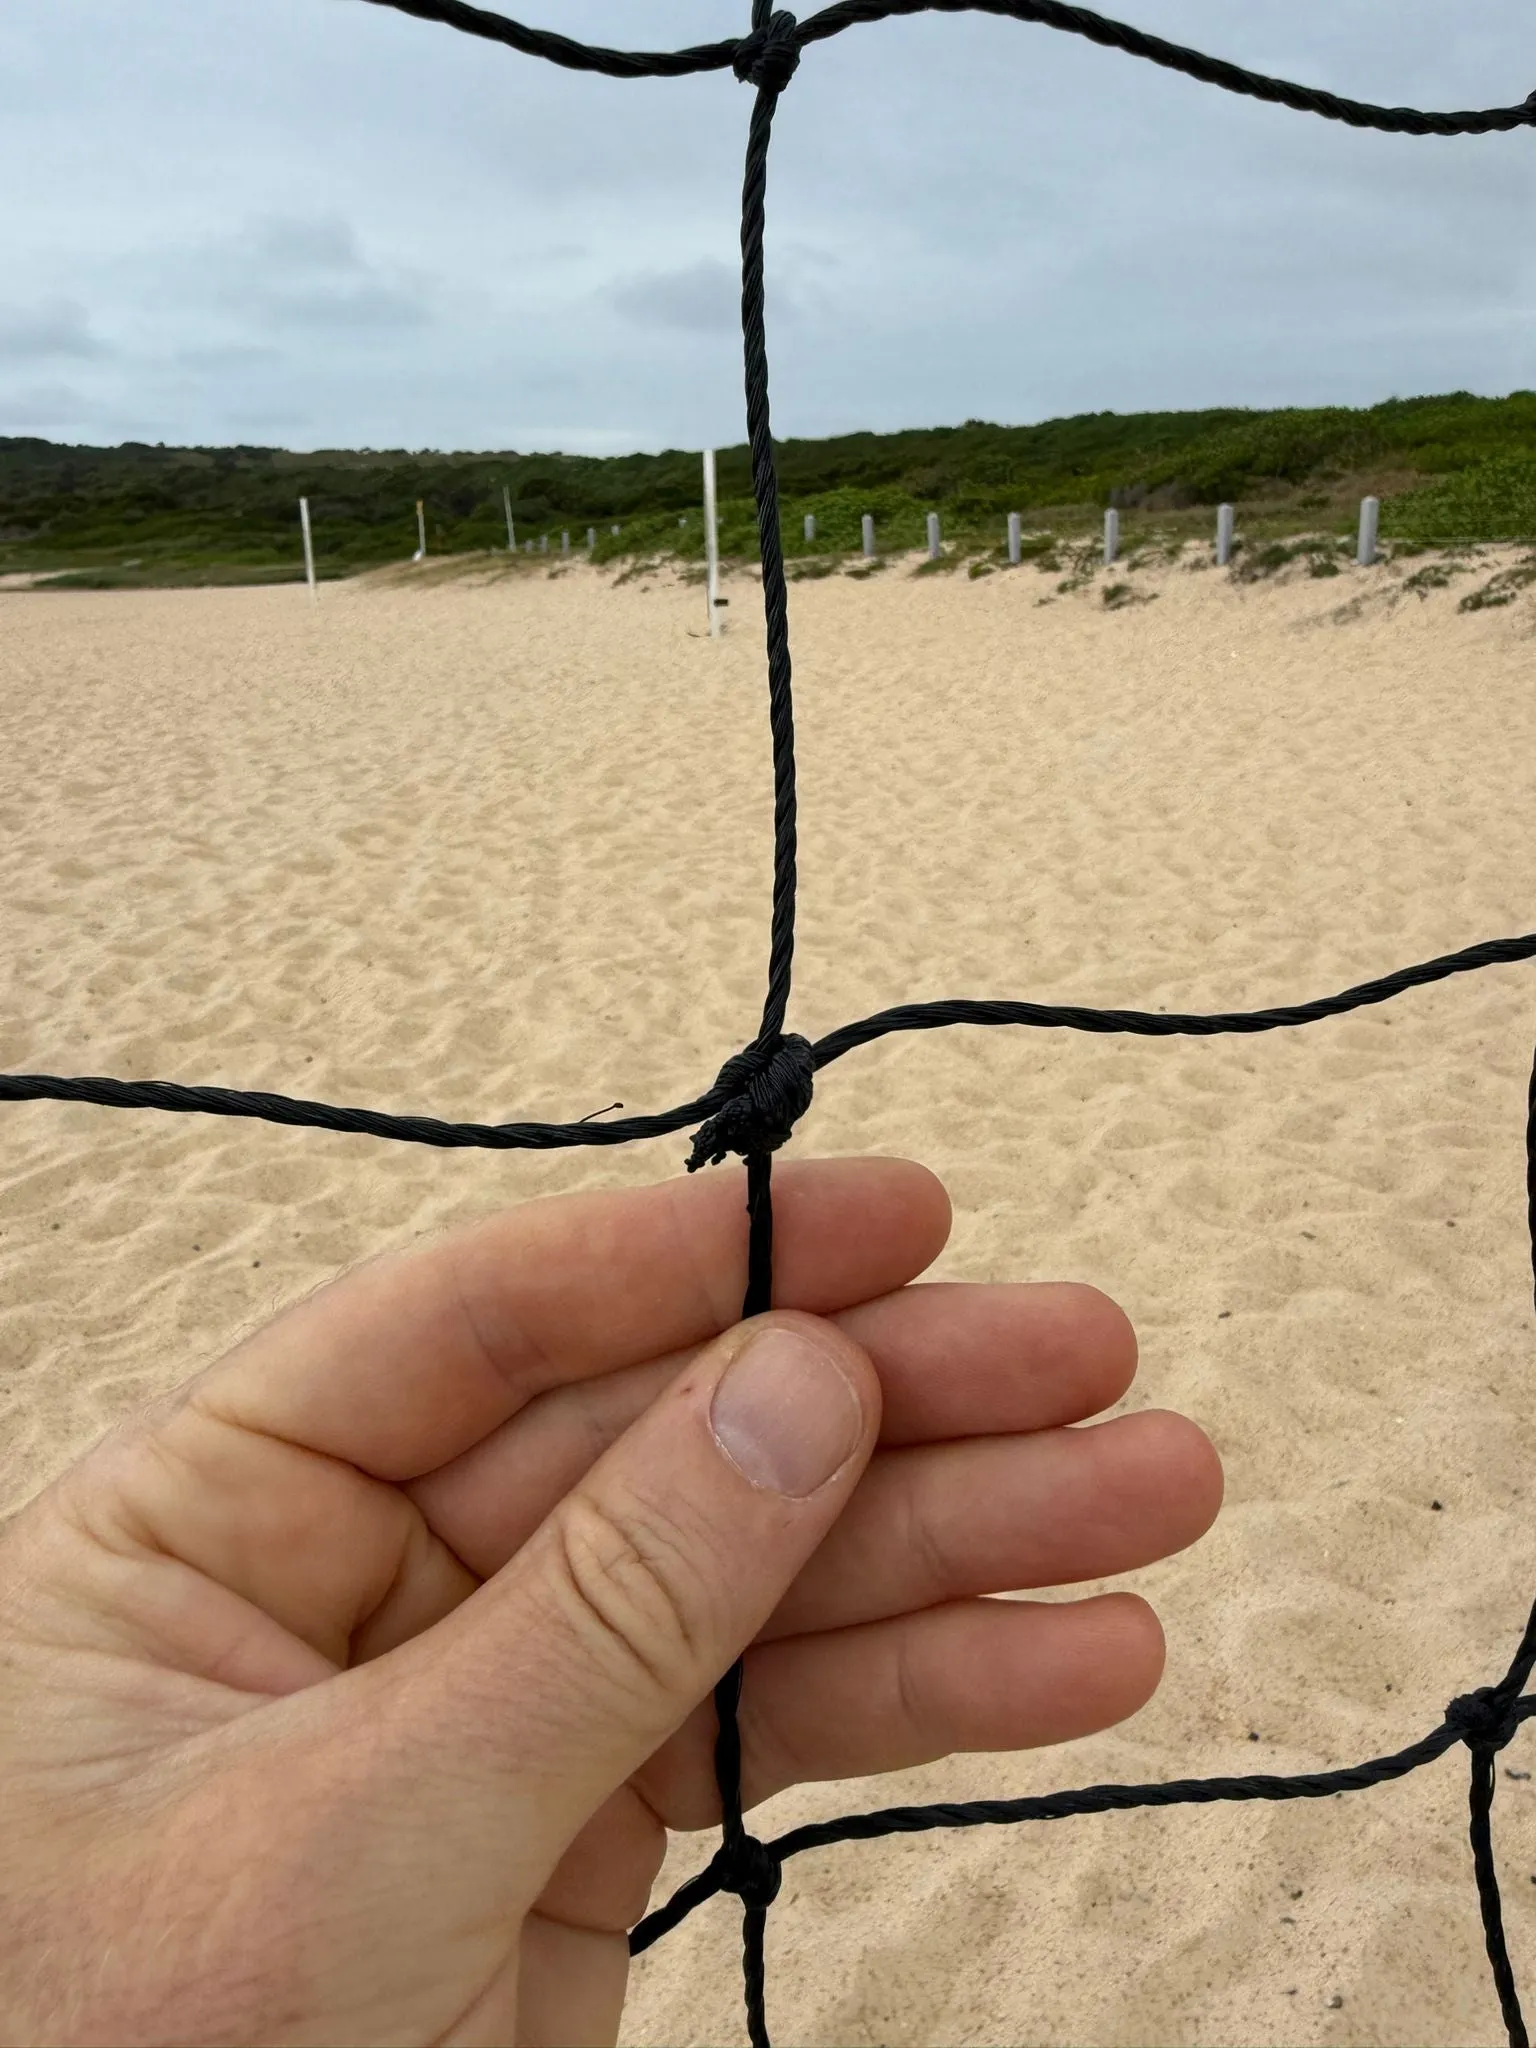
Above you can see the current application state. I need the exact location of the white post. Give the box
[414,499,426,562]
[804,512,816,542]
[1007,511,1021,566]
[1103,507,1119,567]
[561,530,570,555]
[926,511,941,561]
[299,496,317,602]
[861,513,875,559]
[503,486,515,551]
[1357,495,1380,567]
[703,447,721,638]
[587,527,596,550]
[1216,502,1235,567]
[540,534,548,555]
[611,524,620,536]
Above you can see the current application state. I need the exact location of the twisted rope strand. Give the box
[632,1683,1536,1952]
[353,0,740,77]
[795,0,1536,136]
[355,0,1536,135]
[739,80,800,1050]
[7,930,1535,1155]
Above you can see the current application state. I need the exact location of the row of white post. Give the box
[296,495,620,599]
[299,462,1386,617]
[691,452,1387,638]
[499,488,610,560]
[505,521,606,556]
[832,494,1385,573]
[1104,496,1381,569]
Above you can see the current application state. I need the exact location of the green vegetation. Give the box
[1384,455,1536,543]
[1231,534,1349,583]
[3,389,1534,588]
[1457,556,1536,613]
[1101,580,1156,609]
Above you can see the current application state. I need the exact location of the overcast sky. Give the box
[2,1,1531,455]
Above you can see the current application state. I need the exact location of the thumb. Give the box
[407,1311,879,1869]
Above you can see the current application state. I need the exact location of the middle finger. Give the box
[407,1279,1139,1576]
[761,1408,1223,1641]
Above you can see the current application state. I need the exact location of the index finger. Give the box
[185,1156,951,1480]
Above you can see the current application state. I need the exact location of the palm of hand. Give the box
[0,1159,1219,2046]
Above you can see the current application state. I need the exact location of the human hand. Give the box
[0,1157,1221,2047]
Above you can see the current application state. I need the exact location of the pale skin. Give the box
[0,1156,1223,2048]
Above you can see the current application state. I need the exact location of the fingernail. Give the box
[710,1326,863,1498]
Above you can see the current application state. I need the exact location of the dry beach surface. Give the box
[3,542,1536,2045]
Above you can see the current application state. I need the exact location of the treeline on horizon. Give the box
[3,389,1535,587]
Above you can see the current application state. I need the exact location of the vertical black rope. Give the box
[705,1155,781,2046]
[1476,1605,1536,2045]
[703,27,805,2038]
[1445,1604,1536,2048]
[739,64,799,1048]
[712,1651,774,2048]
[742,1149,777,1320]
[1469,1744,1527,2048]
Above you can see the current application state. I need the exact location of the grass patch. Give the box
[1459,556,1536,612]
[1403,560,1468,597]
[610,555,663,588]
[1015,531,1060,563]
[1231,533,1347,583]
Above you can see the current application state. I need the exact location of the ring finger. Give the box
[634,1590,1165,1830]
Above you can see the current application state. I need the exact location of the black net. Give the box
[7,7,1536,2043]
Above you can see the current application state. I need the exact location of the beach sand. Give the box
[3,543,1535,2044]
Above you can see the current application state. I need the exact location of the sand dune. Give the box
[3,543,1535,2045]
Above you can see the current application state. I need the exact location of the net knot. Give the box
[1446,1685,1523,1753]
[711,1832,783,1912]
[733,11,801,94]
[687,1033,814,1172]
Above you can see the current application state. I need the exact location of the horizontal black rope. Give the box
[814,931,1536,1061]
[356,0,1536,136]
[352,0,740,77]
[7,930,1533,1151]
[0,1069,714,1151]
[794,1,1536,136]
[632,1689,1536,1952]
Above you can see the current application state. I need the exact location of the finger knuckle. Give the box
[547,1488,711,1700]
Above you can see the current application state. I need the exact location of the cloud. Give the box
[609,258,738,335]
[1,0,1531,451]
[243,217,361,273]
[0,381,92,430]
[175,342,284,373]
[159,214,433,338]
[239,216,431,334]
[0,297,106,363]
